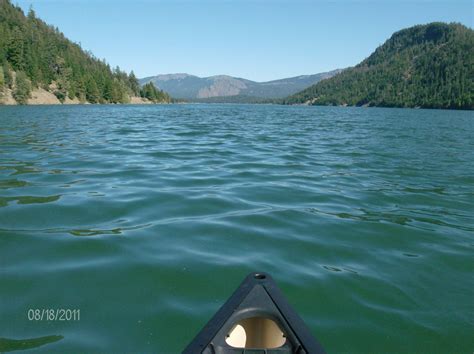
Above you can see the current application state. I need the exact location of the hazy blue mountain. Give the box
[139,70,342,100]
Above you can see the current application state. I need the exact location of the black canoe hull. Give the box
[183,272,326,354]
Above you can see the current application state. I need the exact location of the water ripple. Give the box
[0,104,473,353]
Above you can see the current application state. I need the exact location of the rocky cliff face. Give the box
[197,76,248,98]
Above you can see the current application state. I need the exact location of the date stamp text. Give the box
[27,309,80,321]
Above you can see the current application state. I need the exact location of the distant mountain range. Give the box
[139,70,342,100]
[284,22,473,110]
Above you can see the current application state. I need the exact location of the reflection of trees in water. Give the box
[0,335,63,352]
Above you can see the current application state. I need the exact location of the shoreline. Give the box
[1,101,472,112]
[0,87,166,106]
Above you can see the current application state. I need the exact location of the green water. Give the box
[0,104,473,353]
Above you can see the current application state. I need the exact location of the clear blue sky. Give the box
[16,0,473,82]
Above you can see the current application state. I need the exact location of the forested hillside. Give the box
[0,0,169,104]
[284,23,473,110]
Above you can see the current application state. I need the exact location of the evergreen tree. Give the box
[13,71,31,104]
[3,61,13,88]
[0,66,4,88]
[27,5,35,20]
[6,26,25,71]
[75,77,86,102]
[140,82,170,103]
[128,71,140,96]
[0,65,4,99]
[102,78,113,102]
[85,76,100,103]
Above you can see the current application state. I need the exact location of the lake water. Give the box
[0,104,473,353]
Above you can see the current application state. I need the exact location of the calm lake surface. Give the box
[0,104,473,353]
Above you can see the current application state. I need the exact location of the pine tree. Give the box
[128,71,140,96]
[27,5,36,20]
[140,82,170,103]
[3,62,13,88]
[0,65,4,100]
[13,71,31,104]
[102,78,113,102]
[7,26,25,71]
[75,77,86,102]
[85,77,100,103]
[0,66,4,88]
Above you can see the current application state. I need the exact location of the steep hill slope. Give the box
[284,23,473,109]
[0,0,169,104]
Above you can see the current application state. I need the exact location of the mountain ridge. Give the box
[139,70,342,100]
